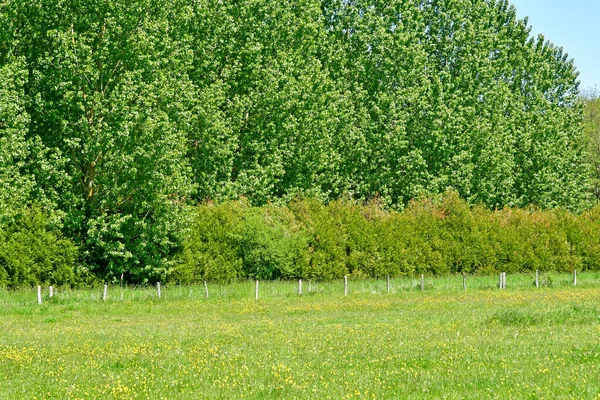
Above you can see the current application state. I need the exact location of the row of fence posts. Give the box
[34,269,581,304]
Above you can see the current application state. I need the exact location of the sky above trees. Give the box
[511,0,600,91]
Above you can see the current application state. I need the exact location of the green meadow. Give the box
[1,273,600,399]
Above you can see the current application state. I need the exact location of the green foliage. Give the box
[0,207,77,287]
[180,192,600,282]
[179,0,590,210]
[174,201,245,283]
[576,206,600,270]
[239,206,309,280]
[583,91,600,201]
[288,198,349,280]
[0,0,593,283]
[4,0,195,282]
[491,208,577,273]
[0,56,33,223]
[175,200,308,282]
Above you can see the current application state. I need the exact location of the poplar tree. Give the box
[0,0,591,282]
[6,0,195,281]
[0,11,32,223]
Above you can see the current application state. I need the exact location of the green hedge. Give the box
[4,193,600,286]
[0,207,78,287]
[175,192,600,282]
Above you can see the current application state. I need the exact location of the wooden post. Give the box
[49,286,54,298]
[535,270,539,288]
[37,286,42,305]
[462,274,466,291]
[499,272,503,289]
[298,279,302,296]
[421,274,424,291]
[502,272,506,289]
[255,280,259,300]
[387,276,391,294]
[120,273,124,301]
[574,270,577,286]
[157,282,161,299]
[344,276,348,296]
[204,281,209,299]
[103,284,108,301]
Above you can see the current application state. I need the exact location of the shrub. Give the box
[239,205,308,280]
[0,207,77,287]
[173,201,246,283]
[575,206,600,270]
[288,198,348,280]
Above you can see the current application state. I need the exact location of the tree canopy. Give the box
[583,90,600,202]
[0,0,591,281]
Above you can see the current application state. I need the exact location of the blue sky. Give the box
[509,0,600,91]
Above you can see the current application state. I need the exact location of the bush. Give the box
[175,200,309,282]
[288,198,349,280]
[575,206,600,270]
[239,205,308,280]
[0,207,77,287]
[4,192,600,286]
[173,201,246,283]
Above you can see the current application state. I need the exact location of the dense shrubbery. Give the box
[174,201,309,282]
[0,207,78,287]
[175,192,600,282]
[3,193,600,287]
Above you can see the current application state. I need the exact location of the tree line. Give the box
[0,0,593,284]
[584,90,600,202]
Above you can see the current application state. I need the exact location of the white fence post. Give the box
[204,281,209,299]
[298,279,302,296]
[499,272,507,290]
[421,274,424,291]
[344,276,348,296]
[37,286,42,305]
[157,282,161,299]
[255,280,259,300]
[387,276,391,294]
[103,284,108,301]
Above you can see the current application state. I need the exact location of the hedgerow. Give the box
[174,191,600,282]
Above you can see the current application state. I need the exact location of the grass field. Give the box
[1,273,600,399]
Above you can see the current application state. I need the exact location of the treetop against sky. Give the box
[511,0,600,90]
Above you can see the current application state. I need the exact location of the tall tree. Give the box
[183,0,369,204]
[320,0,590,210]
[583,90,600,202]
[0,10,33,223]
[0,56,32,223]
[8,0,195,281]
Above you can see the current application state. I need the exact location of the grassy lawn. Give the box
[1,273,600,399]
